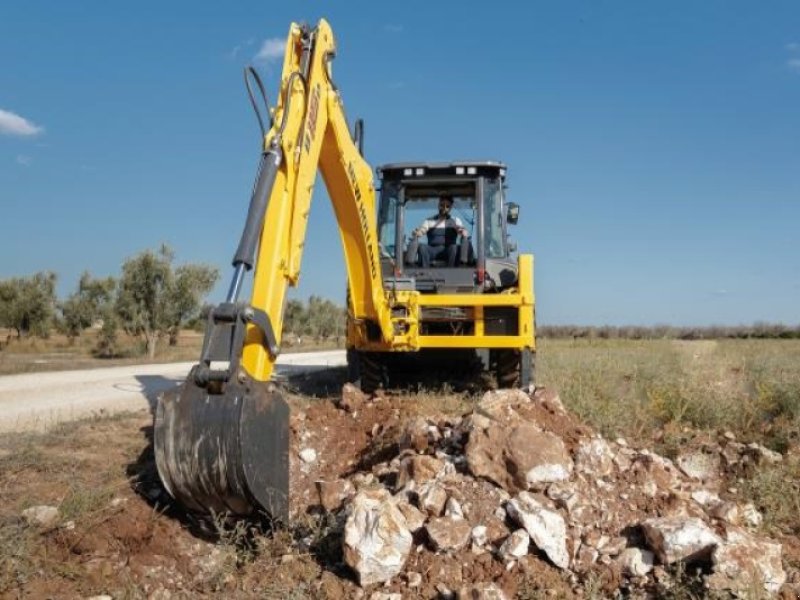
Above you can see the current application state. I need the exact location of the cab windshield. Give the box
[378,177,506,265]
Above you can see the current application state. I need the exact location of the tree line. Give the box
[537,323,800,340]
[280,296,346,343]
[0,245,218,358]
[4,254,795,359]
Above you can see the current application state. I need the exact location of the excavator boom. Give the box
[155,20,392,521]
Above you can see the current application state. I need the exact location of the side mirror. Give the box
[508,241,518,253]
[506,202,520,225]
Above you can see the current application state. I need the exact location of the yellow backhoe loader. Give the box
[154,19,535,523]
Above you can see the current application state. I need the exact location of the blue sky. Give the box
[1,1,798,326]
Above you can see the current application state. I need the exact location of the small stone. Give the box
[641,516,721,564]
[532,387,566,413]
[339,382,368,412]
[426,517,472,552]
[690,489,721,507]
[396,500,426,532]
[457,582,509,600]
[471,525,488,546]
[476,388,531,420]
[445,497,464,520]
[399,416,435,453]
[86,596,113,600]
[574,544,599,571]
[316,479,355,512]
[406,571,422,588]
[746,443,782,465]
[418,482,448,517]
[21,505,60,528]
[600,536,627,557]
[436,583,455,599]
[396,454,445,490]
[369,594,402,600]
[741,503,763,528]
[708,501,739,524]
[498,529,530,560]
[547,482,580,512]
[352,472,375,489]
[618,547,654,577]
[574,437,615,477]
[676,451,720,482]
[298,448,317,464]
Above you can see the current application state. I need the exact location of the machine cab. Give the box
[376,161,520,293]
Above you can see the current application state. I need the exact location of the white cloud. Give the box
[786,42,800,52]
[789,58,800,72]
[15,154,32,166]
[0,108,43,137]
[228,38,255,60]
[254,37,285,63]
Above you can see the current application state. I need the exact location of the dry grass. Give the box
[0,328,203,375]
[539,337,800,558]
[0,328,343,376]
[537,338,800,451]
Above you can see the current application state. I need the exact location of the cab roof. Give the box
[377,161,507,179]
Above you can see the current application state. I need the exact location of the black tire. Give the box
[494,349,520,389]
[353,351,388,393]
[346,347,360,384]
[493,348,535,389]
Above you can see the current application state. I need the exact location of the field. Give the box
[1,338,799,598]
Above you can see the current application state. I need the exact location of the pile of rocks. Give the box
[311,387,787,597]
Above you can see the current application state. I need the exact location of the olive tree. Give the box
[60,272,116,340]
[0,272,58,339]
[306,295,346,341]
[115,245,218,358]
[165,264,219,346]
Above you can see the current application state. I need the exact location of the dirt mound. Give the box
[290,386,790,598]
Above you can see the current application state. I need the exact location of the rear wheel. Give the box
[348,350,388,393]
[493,348,535,389]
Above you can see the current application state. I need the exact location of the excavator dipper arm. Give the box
[154,19,391,521]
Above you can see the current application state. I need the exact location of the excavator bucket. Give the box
[154,374,290,522]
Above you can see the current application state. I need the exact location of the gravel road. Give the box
[0,349,346,433]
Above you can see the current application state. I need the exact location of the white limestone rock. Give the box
[506,491,570,569]
[498,529,530,560]
[641,516,721,564]
[343,489,413,586]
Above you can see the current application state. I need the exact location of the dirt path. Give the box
[0,350,346,433]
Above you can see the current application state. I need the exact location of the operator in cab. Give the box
[413,195,469,267]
